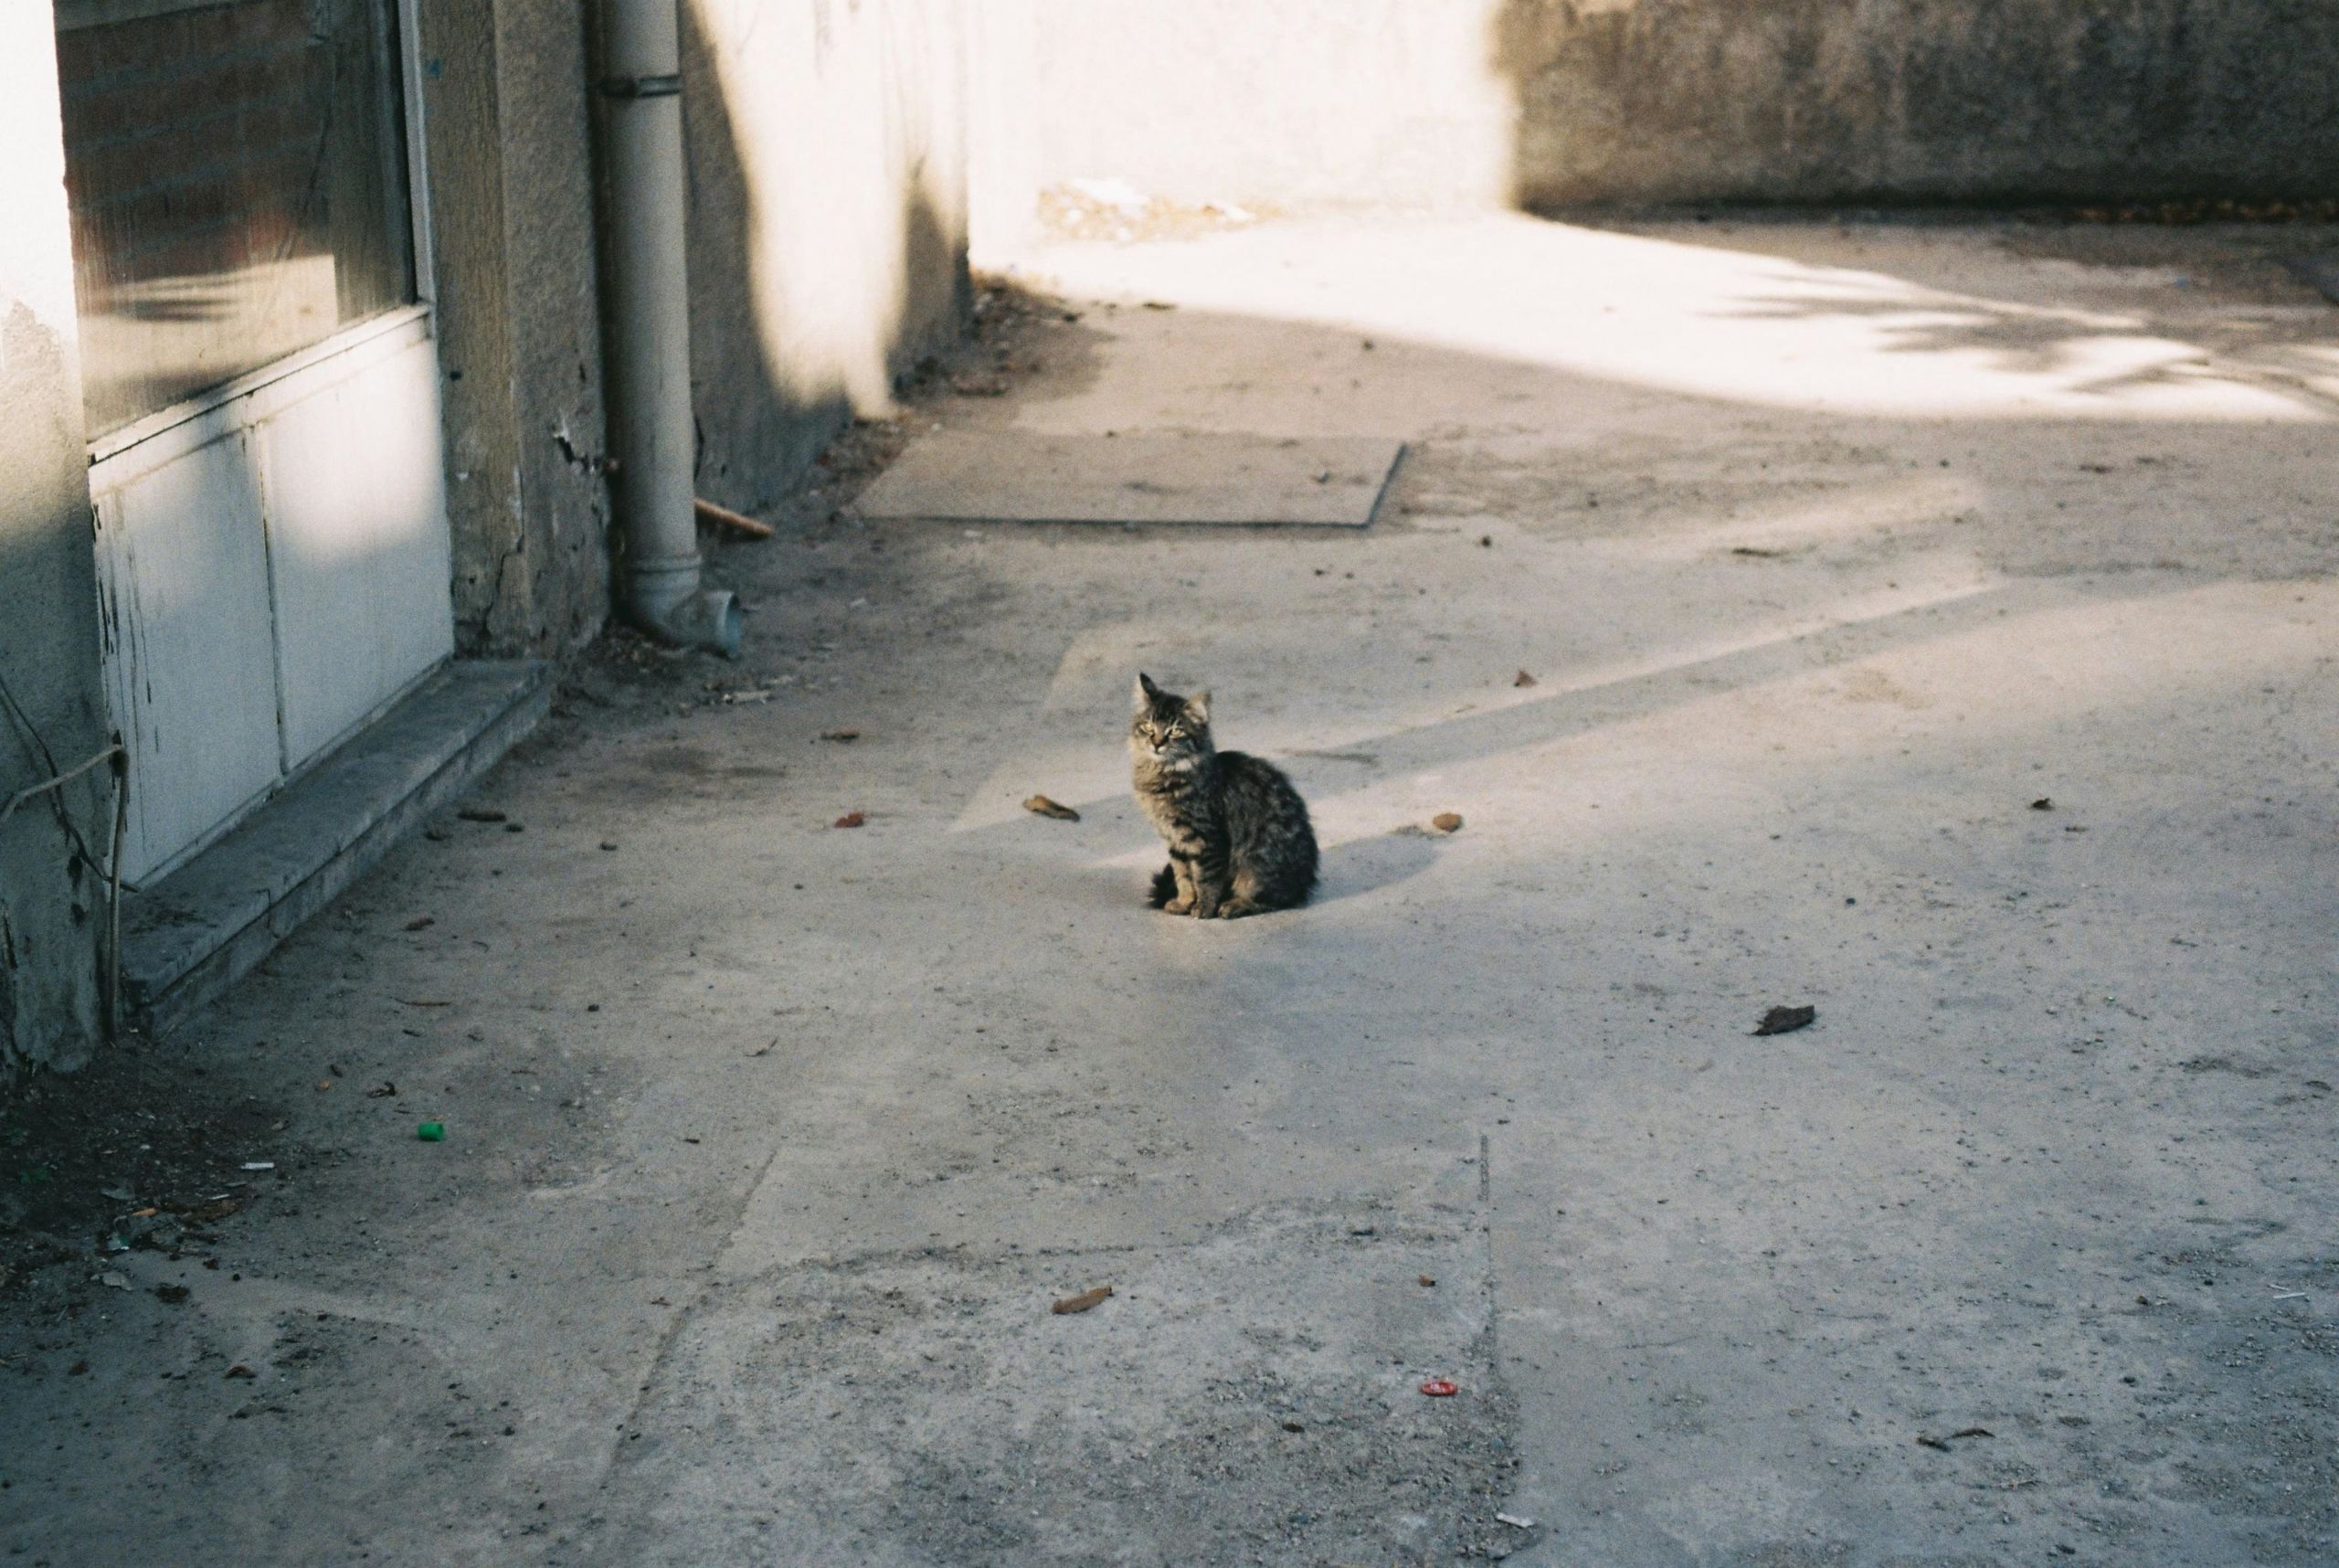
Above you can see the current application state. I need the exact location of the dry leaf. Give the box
[404,916,434,932]
[1753,1004,1815,1036]
[1023,795,1080,821]
[1431,812,1464,833]
[833,811,866,829]
[1513,671,1537,687]
[1051,1285,1113,1315]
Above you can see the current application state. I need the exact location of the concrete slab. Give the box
[7,216,2337,1567]
[598,1199,1514,1564]
[851,430,1402,525]
[119,660,550,1036]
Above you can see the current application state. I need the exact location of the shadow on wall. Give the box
[0,302,112,1070]
[679,0,972,516]
[1487,0,2339,210]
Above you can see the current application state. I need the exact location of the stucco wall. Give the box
[0,15,111,1071]
[1497,0,2339,208]
[988,0,2339,226]
[417,0,613,659]
[422,0,978,562]
[1002,0,1514,223]
[683,0,974,514]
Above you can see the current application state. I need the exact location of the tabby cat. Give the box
[1129,673,1318,918]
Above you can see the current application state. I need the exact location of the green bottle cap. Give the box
[417,1121,446,1141]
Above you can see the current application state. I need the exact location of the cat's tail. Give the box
[1148,863,1179,907]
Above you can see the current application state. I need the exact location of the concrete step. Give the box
[120,659,551,1036]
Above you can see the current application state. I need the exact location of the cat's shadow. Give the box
[1310,826,1444,906]
[1117,829,1437,919]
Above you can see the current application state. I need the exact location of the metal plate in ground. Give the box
[852,432,1404,526]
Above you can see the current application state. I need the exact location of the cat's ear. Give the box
[1185,690,1211,726]
[1134,673,1159,711]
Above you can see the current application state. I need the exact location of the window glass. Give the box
[55,0,416,436]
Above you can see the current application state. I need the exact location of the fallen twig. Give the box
[694,496,775,539]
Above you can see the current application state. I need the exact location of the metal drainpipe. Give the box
[598,0,741,654]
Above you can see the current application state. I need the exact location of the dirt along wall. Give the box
[983,0,2339,229]
[0,14,112,1070]
[682,0,975,515]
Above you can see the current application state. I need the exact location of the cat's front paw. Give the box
[1159,895,1195,915]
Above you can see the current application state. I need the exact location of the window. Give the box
[55,0,417,436]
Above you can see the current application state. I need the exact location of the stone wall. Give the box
[1497,0,2339,209]
[417,0,614,660]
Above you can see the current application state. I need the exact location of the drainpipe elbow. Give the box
[625,560,743,655]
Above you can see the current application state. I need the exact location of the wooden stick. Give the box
[693,496,774,539]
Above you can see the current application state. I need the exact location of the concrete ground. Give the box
[5,213,2336,1567]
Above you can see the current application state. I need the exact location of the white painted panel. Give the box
[262,335,455,769]
[92,431,284,885]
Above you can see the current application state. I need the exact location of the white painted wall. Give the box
[263,333,454,769]
[0,69,81,355]
[687,0,973,415]
[971,0,1515,253]
[91,313,455,885]
[90,426,281,879]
